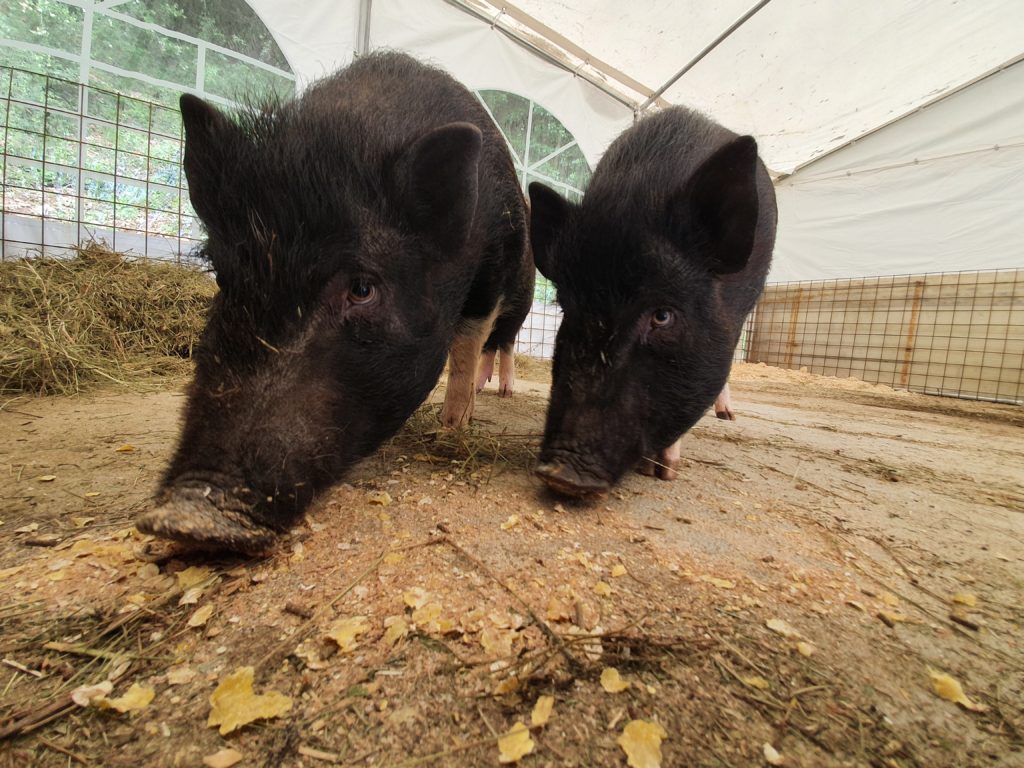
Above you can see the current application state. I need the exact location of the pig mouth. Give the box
[535,451,613,499]
[136,477,280,555]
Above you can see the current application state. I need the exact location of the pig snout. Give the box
[535,458,611,498]
[136,476,280,554]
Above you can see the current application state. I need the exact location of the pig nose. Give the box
[536,461,610,498]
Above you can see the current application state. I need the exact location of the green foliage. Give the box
[91,14,197,87]
[0,0,83,55]
[204,49,294,102]
[116,0,291,70]
[0,47,77,83]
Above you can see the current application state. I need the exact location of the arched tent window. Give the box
[0,0,295,107]
[476,89,590,203]
[476,90,590,357]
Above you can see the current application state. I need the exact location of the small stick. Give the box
[297,745,340,763]
[949,613,980,632]
[1,658,44,678]
[43,642,130,661]
[38,737,89,765]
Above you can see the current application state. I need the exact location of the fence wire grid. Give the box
[1,65,201,264]
[747,270,1023,405]
[3,66,1021,406]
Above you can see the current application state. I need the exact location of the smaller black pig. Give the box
[135,52,531,553]
[529,106,776,496]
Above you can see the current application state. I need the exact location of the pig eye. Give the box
[651,308,675,328]
[348,279,376,305]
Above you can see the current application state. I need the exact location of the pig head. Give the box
[137,53,525,552]
[529,107,776,497]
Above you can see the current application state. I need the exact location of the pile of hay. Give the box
[0,243,215,395]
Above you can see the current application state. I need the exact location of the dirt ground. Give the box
[1,362,1022,767]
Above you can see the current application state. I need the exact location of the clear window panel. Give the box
[0,0,84,55]
[204,49,294,102]
[91,15,197,87]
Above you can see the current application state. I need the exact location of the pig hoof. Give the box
[536,462,609,499]
[715,408,736,421]
[136,499,277,555]
[638,456,678,481]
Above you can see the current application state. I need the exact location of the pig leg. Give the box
[637,438,681,481]
[497,343,515,398]
[442,309,500,428]
[476,348,496,393]
[714,382,736,421]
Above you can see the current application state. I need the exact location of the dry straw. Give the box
[0,242,215,395]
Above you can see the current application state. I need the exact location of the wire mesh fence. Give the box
[747,270,1023,405]
[1,65,201,264]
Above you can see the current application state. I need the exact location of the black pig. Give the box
[136,52,531,552]
[528,106,776,496]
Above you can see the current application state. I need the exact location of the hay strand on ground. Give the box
[0,242,215,395]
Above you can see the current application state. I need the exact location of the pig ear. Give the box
[528,182,572,282]
[399,123,482,253]
[180,94,234,226]
[668,135,760,275]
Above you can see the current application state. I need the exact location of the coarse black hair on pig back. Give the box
[664,135,760,276]
[527,181,574,282]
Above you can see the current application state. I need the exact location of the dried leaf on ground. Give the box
[594,580,612,597]
[763,742,784,765]
[928,669,988,712]
[618,719,667,768]
[403,587,429,610]
[498,721,534,763]
[383,616,409,645]
[207,666,293,735]
[741,675,770,690]
[96,683,155,713]
[952,592,977,607]
[611,564,628,578]
[531,695,554,726]
[326,616,371,653]
[796,641,816,657]
[166,666,196,685]
[601,667,631,693]
[176,565,212,590]
[188,604,215,628]
[203,748,243,768]
[481,626,514,657]
[700,575,735,589]
[501,515,521,530]
[367,490,392,506]
[71,680,113,707]
[766,618,802,639]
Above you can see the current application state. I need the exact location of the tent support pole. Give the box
[636,0,773,115]
[357,0,373,56]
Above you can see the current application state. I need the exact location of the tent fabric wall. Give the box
[246,0,634,167]
[770,61,1024,282]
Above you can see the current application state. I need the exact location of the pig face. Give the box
[136,94,483,552]
[529,132,767,497]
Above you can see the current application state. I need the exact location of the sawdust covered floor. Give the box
[0,362,1022,767]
